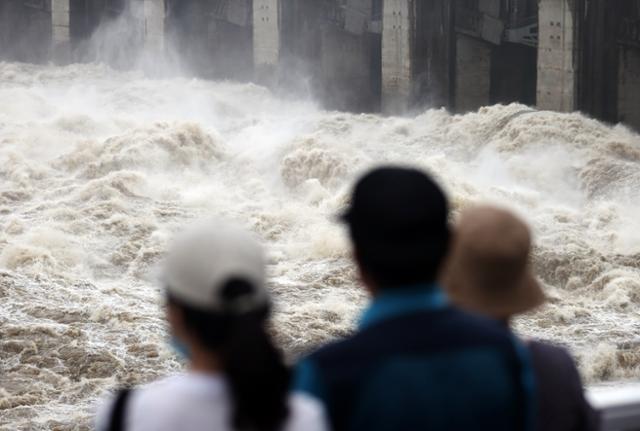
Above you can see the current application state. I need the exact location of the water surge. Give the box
[1,62,640,429]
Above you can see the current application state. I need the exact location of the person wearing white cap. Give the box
[443,205,599,431]
[95,222,329,431]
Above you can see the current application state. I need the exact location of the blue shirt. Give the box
[295,285,534,431]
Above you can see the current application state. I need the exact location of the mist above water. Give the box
[1,57,640,429]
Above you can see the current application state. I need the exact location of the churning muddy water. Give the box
[1,62,640,429]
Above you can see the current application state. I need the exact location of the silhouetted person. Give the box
[96,222,328,431]
[295,166,535,431]
[444,205,599,431]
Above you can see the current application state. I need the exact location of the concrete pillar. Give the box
[381,0,413,113]
[455,35,492,112]
[51,0,71,63]
[253,0,280,81]
[143,0,165,52]
[537,0,578,112]
[618,47,640,131]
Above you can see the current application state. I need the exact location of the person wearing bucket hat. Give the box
[443,205,599,431]
[294,166,535,431]
[443,205,546,318]
[96,222,328,431]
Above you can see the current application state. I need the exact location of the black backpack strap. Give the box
[108,388,133,431]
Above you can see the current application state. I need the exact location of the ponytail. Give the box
[167,280,290,431]
[223,310,291,431]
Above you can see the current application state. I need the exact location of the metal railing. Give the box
[588,384,640,431]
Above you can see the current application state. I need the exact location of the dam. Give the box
[0,0,639,127]
[1,1,640,430]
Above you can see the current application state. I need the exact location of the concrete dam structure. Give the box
[0,0,639,128]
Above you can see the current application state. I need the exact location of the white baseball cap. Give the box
[161,221,269,313]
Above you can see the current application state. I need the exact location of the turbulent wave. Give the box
[1,62,640,429]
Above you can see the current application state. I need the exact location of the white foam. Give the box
[1,62,640,428]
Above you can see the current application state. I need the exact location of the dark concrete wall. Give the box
[407,0,538,112]
[280,0,380,111]
[166,0,253,80]
[491,0,537,106]
[70,0,123,42]
[320,29,380,111]
[455,34,492,112]
[578,0,619,123]
[491,44,537,106]
[578,0,640,130]
[0,0,52,63]
[617,1,640,130]
[0,0,635,127]
[69,0,139,66]
[412,0,454,109]
[619,46,640,130]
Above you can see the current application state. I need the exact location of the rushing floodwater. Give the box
[1,62,640,429]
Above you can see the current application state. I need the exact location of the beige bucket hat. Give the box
[443,205,545,319]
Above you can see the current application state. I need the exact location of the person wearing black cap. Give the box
[95,222,328,431]
[294,166,535,431]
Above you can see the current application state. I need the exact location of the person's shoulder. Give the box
[528,340,579,372]
[528,340,591,411]
[307,333,361,362]
[95,374,185,426]
[304,321,395,368]
[529,339,570,355]
[135,374,189,400]
[95,386,149,431]
[285,393,329,431]
[134,373,226,408]
[309,307,512,363]
[99,374,222,415]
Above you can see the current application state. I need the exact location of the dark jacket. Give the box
[294,286,534,431]
[529,341,600,431]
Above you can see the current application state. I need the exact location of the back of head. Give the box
[341,166,450,288]
[163,223,268,312]
[443,206,545,319]
[162,222,290,431]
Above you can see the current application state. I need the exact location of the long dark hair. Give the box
[167,279,290,431]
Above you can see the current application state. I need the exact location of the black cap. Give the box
[340,166,449,269]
